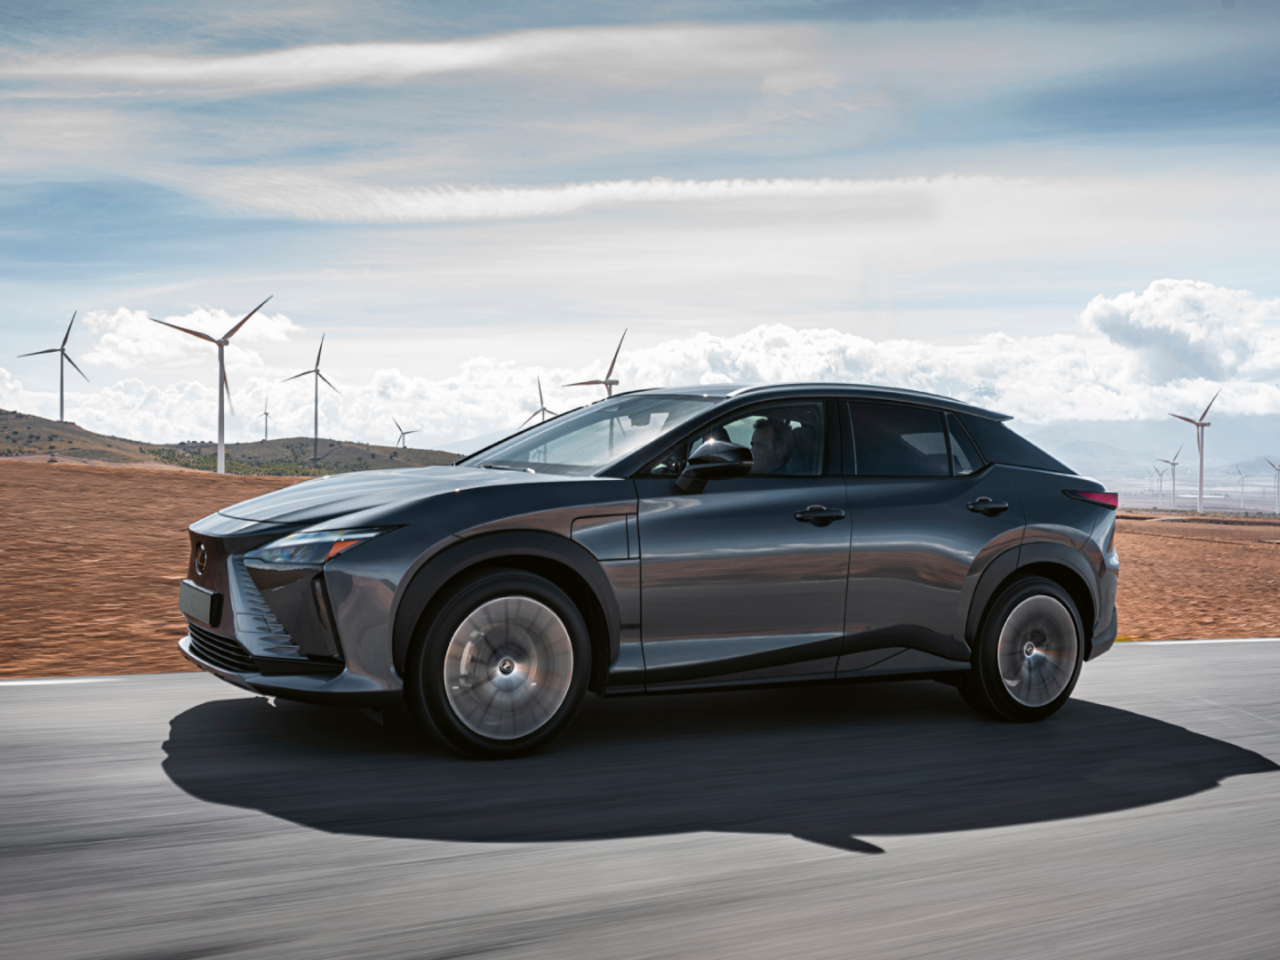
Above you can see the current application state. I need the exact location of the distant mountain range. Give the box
[0,409,460,476]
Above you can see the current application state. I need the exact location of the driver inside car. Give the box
[749,417,794,475]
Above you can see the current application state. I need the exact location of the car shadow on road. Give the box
[162,681,1277,853]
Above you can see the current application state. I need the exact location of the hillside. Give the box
[0,409,460,475]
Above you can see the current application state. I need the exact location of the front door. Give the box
[839,401,1025,675]
[635,400,851,688]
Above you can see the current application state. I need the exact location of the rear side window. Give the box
[849,402,950,477]
[955,413,1074,475]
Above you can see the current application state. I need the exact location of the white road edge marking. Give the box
[0,678,122,686]
[1125,637,1280,645]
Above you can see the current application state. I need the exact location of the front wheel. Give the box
[961,576,1084,722]
[406,569,592,758]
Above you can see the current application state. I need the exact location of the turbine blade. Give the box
[18,348,61,357]
[565,379,604,387]
[315,334,325,368]
[407,429,419,435]
[62,310,76,348]
[537,376,544,407]
[393,416,403,432]
[1173,444,1183,460]
[605,328,627,380]
[63,352,90,382]
[1169,414,1198,425]
[281,369,314,382]
[151,317,217,343]
[1200,389,1221,421]
[318,371,340,394]
[223,369,235,417]
[1268,458,1277,469]
[222,295,272,341]
[521,410,539,426]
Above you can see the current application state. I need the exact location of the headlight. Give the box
[246,527,392,565]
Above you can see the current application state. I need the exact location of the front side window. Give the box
[466,394,717,475]
[848,402,950,477]
[648,402,825,477]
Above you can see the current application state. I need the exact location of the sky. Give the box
[2,0,1279,457]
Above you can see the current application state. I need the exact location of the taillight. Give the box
[1064,489,1118,509]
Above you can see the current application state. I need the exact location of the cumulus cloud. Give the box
[80,306,303,371]
[205,174,940,223]
[3,26,828,94]
[1082,279,1280,382]
[6,280,1279,451]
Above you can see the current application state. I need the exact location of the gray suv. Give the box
[176,383,1119,757]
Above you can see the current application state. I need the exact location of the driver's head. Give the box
[750,418,792,475]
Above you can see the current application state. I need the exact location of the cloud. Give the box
[6,281,1279,452]
[204,173,941,222]
[80,306,304,371]
[1082,279,1280,382]
[2,26,828,94]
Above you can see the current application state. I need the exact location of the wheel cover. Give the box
[443,596,574,741]
[996,595,1079,708]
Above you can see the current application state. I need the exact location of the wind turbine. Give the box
[18,311,89,423]
[393,417,419,448]
[283,334,339,462]
[521,376,559,425]
[1266,458,1280,515]
[567,329,627,398]
[1157,445,1182,511]
[1170,391,1219,515]
[1152,465,1167,510]
[151,296,272,474]
[1236,466,1251,513]
[259,393,272,442]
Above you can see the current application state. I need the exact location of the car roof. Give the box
[620,382,1011,421]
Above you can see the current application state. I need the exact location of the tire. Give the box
[405,568,592,758]
[960,576,1084,722]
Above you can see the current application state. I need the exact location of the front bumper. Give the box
[180,634,402,707]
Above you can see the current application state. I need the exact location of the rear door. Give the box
[635,399,851,688]
[840,402,1025,675]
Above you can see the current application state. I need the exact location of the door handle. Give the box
[967,497,1010,516]
[795,505,846,527]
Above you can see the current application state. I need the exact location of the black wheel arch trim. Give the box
[965,542,1104,656]
[391,530,621,691]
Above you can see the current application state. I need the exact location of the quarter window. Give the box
[946,413,984,476]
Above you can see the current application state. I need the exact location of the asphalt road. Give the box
[2,642,1279,960]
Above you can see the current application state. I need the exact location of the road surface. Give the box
[2,641,1278,959]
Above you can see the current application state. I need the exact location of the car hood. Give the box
[218,466,571,525]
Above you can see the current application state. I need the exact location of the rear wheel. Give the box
[961,576,1083,722]
[406,569,591,758]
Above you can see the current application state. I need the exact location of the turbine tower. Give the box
[18,311,89,423]
[1170,391,1219,515]
[567,329,627,398]
[521,376,559,425]
[260,393,272,442]
[1236,466,1251,513]
[1157,445,1182,512]
[151,296,272,474]
[1152,465,1167,510]
[1266,458,1280,516]
[283,334,339,462]
[393,416,419,448]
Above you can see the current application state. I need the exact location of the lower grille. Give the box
[187,620,258,674]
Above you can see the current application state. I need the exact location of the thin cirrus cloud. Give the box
[206,174,943,222]
[2,26,829,94]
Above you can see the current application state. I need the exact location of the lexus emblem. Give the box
[195,543,208,576]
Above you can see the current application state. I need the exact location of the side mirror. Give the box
[676,440,753,492]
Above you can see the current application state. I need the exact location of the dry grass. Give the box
[3,461,1277,679]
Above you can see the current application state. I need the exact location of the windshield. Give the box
[465,394,719,475]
